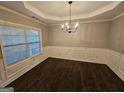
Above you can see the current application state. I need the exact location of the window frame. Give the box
[0,20,43,69]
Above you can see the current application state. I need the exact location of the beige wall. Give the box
[0,46,2,58]
[0,8,48,47]
[109,15,124,53]
[48,22,111,48]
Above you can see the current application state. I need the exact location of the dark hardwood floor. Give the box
[7,57,124,92]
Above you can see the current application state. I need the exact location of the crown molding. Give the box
[49,11,124,26]
[112,11,124,21]
[23,1,121,21]
[89,1,121,18]
[48,19,112,26]
[79,19,112,24]
[0,5,47,26]
[48,8,124,26]
[0,19,41,31]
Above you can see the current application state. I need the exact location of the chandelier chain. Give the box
[69,2,71,24]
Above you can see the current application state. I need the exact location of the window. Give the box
[0,26,42,65]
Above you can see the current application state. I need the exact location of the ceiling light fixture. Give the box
[61,1,79,33]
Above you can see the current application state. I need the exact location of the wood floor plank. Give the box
[6,57,124,92]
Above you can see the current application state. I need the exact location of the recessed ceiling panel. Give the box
[28,1,113,17]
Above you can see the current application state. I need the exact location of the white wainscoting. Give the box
[107,49,124,81]
[46,46,110,64]
[0,47,48,87]
[0,59,6,84]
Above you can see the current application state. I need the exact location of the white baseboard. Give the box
[50,56,104,64]
[0,56,48,88]
[107,63,124,81]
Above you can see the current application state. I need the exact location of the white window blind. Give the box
[0,26,42,65]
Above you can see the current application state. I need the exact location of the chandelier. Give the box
[61,1,79,33]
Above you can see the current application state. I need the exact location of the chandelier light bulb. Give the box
[66,22,69,26]
[61,25,64,28]
[75,22,79,28]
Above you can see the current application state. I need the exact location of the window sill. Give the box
[6,52,42,70]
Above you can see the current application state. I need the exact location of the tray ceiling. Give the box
[0,1,124,24]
